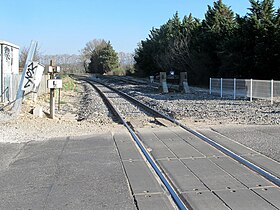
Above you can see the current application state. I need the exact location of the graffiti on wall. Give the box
[3,46,13,68]
[23,62,37,90]
[22,61,44,93]
[4,46,11,62]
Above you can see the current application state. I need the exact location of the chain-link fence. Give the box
[209,78,280,104]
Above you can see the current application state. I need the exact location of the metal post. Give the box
[15,41,37,99]
[0,44,3,103]
[12,41,37,114]
[233,78,236,100]
[271,79,274,105]
[58,88,61,111]
[220,78,223,98]
[49,60,55,119]
[250,79,253,102]
[50,88,55,119]
[209,78,212,94]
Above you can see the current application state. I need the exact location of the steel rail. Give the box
[92,78,280,188]
[87,80,188,210]
[112,77,159,89]
[104,76,179,92]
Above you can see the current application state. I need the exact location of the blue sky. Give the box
[1,0,279,55]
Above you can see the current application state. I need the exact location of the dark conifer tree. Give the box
[88,41,119,74]
[134,0,280,84]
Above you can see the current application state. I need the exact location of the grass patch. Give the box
[110,68,126,76]
[62,75,77,91]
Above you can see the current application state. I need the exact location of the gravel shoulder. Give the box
[0,80,121,143]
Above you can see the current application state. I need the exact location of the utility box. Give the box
[0,40,20,102]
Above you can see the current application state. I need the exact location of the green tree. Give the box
[169,14,202,84]
[233,0,278,79]
[273,8,280,78]
[88,41,119,74]
[80,39,107,71]
[134,0,280,84]
[200,0,237,78]
[249,0,277,79]
[134,12,191,77]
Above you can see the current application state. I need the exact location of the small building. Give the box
[0,40,20,103]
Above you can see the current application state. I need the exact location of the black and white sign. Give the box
[47,79,62,89]
[21,61,44,93]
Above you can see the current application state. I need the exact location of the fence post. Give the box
[233,78,236,100]
[250,79,253,102]
[220,78,223,98]
[209,78,212,94]
[271,79,274,105]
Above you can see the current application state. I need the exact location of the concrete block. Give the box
[135,193,175,210]
[183,81,190,93]
[197,129,257,155]
[210,156,273,188]
[161,81,169,93]
[180,72,188,84]
[253,187,280,208]
[123,160,163,194]
[182,191,228,210]
[158,159,207,192]
[113,133,143,161]
[182,158,244,190]
[159,72,167,83]
[149,76,154,83]
[242,154,280,178]
[33,106,43,118]
[215,188,276,209]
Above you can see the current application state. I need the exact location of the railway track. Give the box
[87,80,186,209]
[78,76,280,210]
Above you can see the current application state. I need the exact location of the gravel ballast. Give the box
[1,75,279,162]
[101,76,280,162]
[106,78,280,127]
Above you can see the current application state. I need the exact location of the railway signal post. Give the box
[47,60,62,119]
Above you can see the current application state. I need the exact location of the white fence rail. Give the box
[1,74,49,103]
[209,78,280,104]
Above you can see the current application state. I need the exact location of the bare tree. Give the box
[40,54,84,74]
[118,52,135,69]
[19,47,28,69]
[19,46,42,70]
